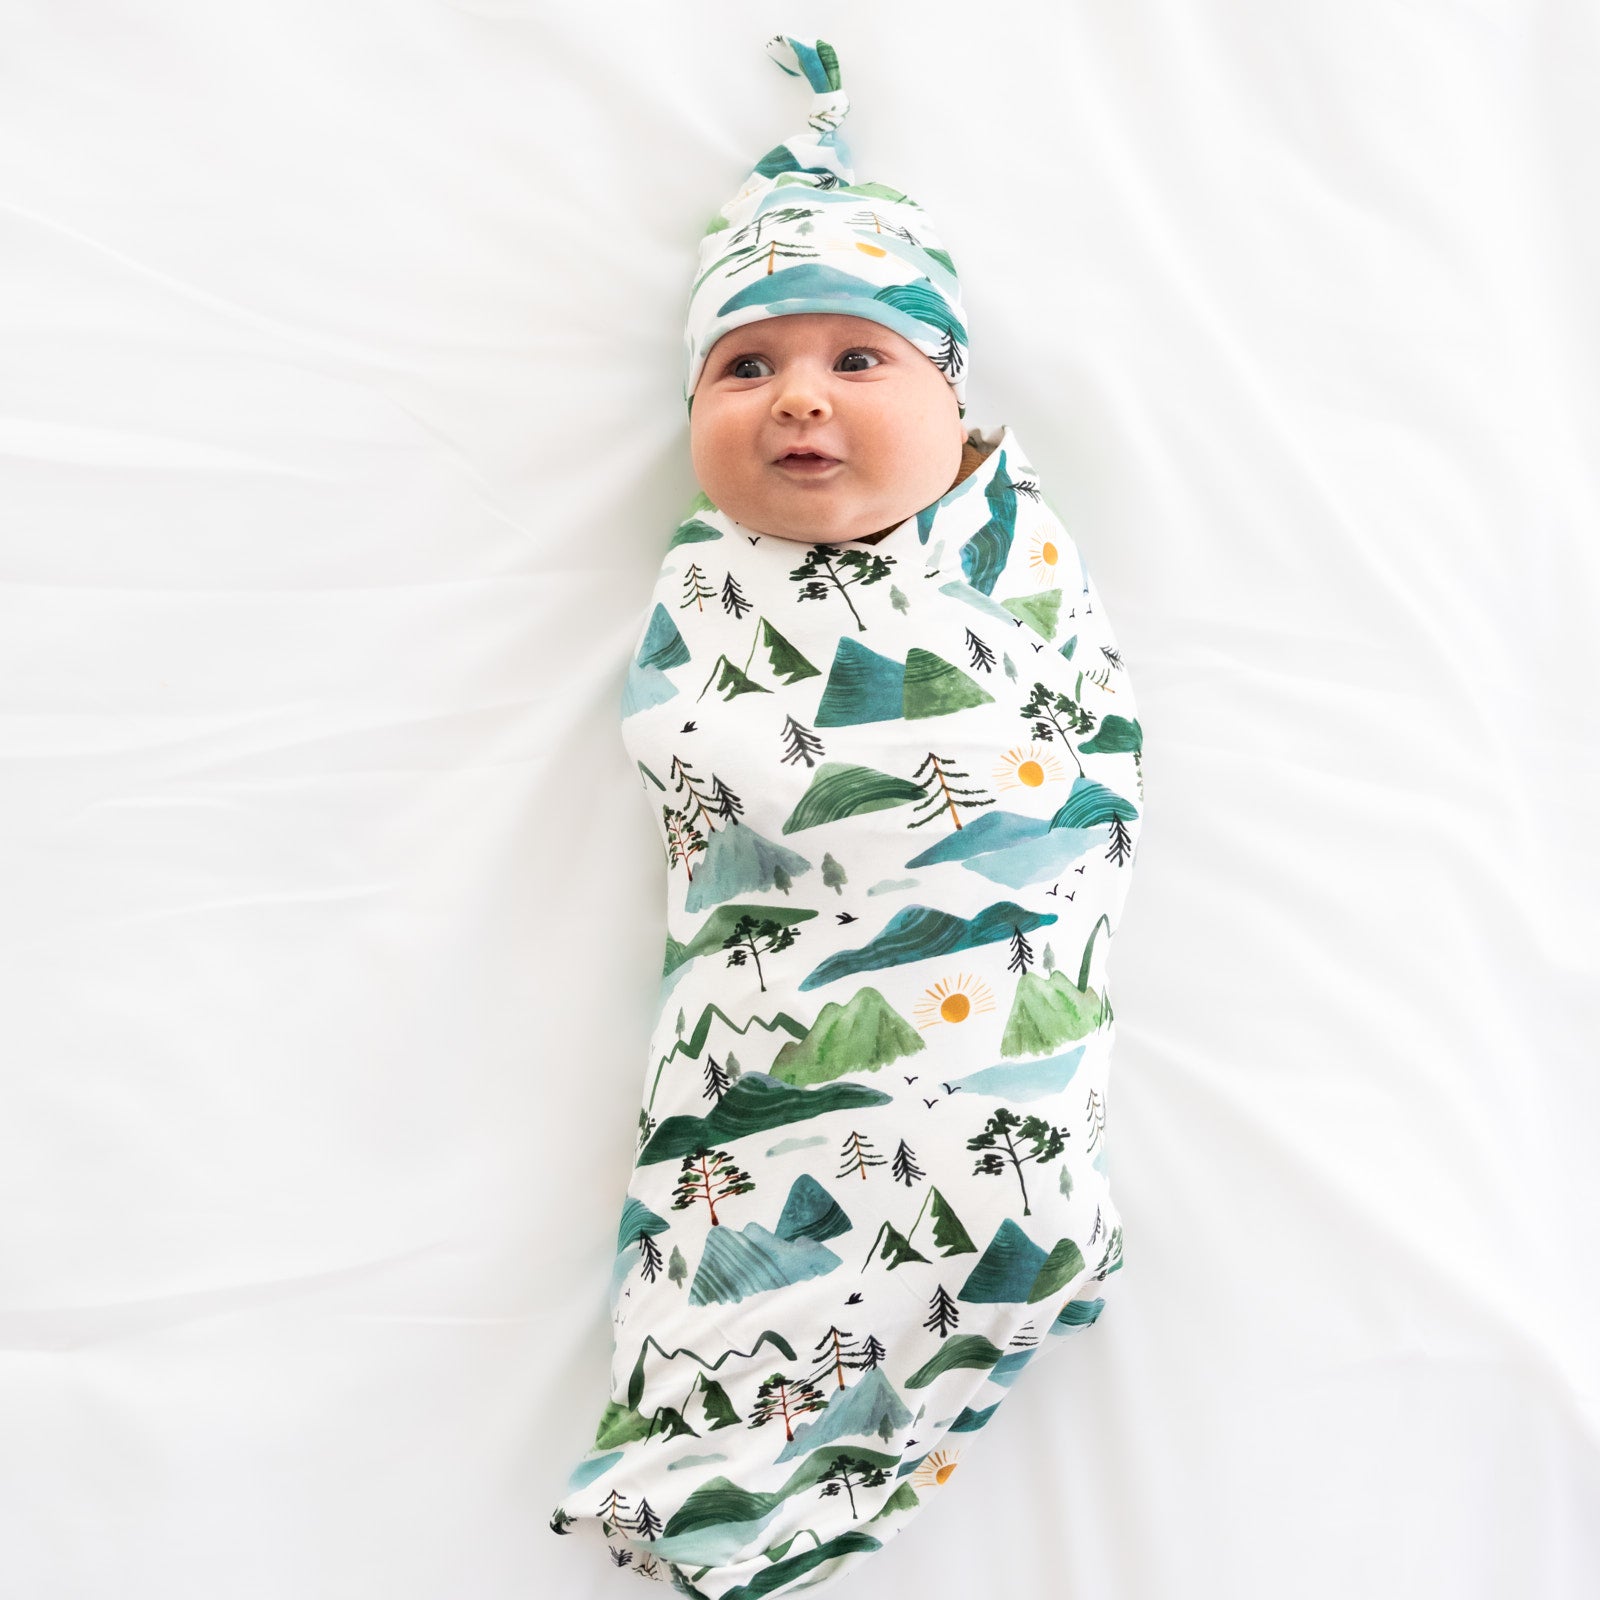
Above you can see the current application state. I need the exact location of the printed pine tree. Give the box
[702,1054,731,1102]
[722,913,798,994]
[906,751,996,832]
[636,1231,664,1283]
[923,1283,960,1339]
[780,713,825,769]
[609,1548,633,1568]
[837,1130,886,1181]
[1021,679,1095,778]
[630,1497,663,1541]
[709,774,745,825]
[859,1334,888,1370]
[671,1147,755,1227]
[1007,924,1034,976]
[1003,652,1018,684]
[890,1138,925,1187]
[679,562,714,613]
[812,1324,872,1389]
[820,853,847,894]
[771,863,792,895]
[667,1245,687,1287]
[890,584,909,616]
[723,1050,743,1083]
[721,571,751,619]
[1041,942,1056,976]
[817,1455,889,1517]
[1086,1087,1106,1153]
[968,1106,1070,1217]
[596,1487,630,1534]
[965,627,996,673]
[790,543,897,633]
[747,1372,829,1442]
[1107,811,1133,867]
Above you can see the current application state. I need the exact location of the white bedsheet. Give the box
[3,4,1596,1597]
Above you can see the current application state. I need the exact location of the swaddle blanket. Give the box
[550,422,1146,1598]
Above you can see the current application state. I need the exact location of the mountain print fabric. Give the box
[550,421,1146,1598]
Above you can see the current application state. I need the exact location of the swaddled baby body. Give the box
[548,35,1146,1600]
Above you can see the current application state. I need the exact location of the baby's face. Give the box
[689,313,965,545]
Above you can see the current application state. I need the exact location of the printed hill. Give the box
[768,986,926,1085]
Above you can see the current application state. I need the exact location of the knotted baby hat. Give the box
[682,34,969,420]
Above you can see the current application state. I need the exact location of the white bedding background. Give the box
[3,3,1597,1597]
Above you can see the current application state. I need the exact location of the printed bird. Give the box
[836,912,859,924]
[680,721,697,733]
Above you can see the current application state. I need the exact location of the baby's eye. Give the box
[837,349,882,372]
[727,356,771,379]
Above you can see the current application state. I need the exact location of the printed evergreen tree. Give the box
[702,1054,731,1102]
[1042,942,1056,976]
[1003,652,1018,684]
[890,584,909,616]
[609,1547,633,1568]
[549,1508,574,1535]
[636,1230,664,1284]
[812,1324,872,1389]
[709,774,746,825]
[597,1487,630,1533]
[1059,1162,1073,1199]
[723,1051,743,1083]
[906,751,996,832]
[968,1107,1070,1217]
[636,1107,656,1152]
[780,713,826,769]
[675,1009,685,1040]
[679,562,714,613]
[790,544,896,633]
[1086,1087,1107,1153]
[890,1138,925,1188]
[1007,924,1034,976]
[923,1283,960,1339]
[837,1130,886,1182]
[1014,476,1042,501]
[820,853,847,894]
[714,208,823,280]
[722,912,798,993]
[771,863,792,895]
[859,1334,887,1371]
[747,1371,829,1442]
[671,1147,755,1226]
[1107,811,1133,867]
[630,1498,663,1541]
[965,627,996,673]
[667,1245,687,1287]
[1021,680,1095,777]
[818,1455,889,1517]
[670,756,724,838]
[721,571,752,619]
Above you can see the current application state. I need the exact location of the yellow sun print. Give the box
[993,743,1066,793]
[912,973,996,1030]
[1028,529,1060,585]
[910,1448,962,1489]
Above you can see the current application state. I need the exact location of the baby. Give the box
[549,35,1146,1600]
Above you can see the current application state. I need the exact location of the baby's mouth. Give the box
[775,450,842,474]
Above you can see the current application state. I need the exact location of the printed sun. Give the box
[1028,528,1061,583]
[993,743,1066,792]
[910,1448,962,1489]
[913,973,996,1029]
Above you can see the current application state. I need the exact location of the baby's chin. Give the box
[728,488,910,545]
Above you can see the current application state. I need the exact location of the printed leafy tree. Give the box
[812,1324,873,1390]
[636,1107,656,1152]
[790,544,896,633]
[1059,1162,1073,1199]
[637,1231,664,1283]
[818,1454,889,1517]
[722,913,798,994]
[965,627,996,673]
[721,572,752,619]
[1021,680,1095,778]
[723,1050,743,1082]
[780,713,825,769]
[968,1107,1070,1217]
[890,1138,925,1187]
[702,1054,731,1102]
[890,584,909,616]
[748,1371,829,1442]
[923,1283,960,1339]
[671,1147,755,1227]
[771,864,792,895]
[820,853,847,894]
[1007,924,1034,976]
[906,751,996,833]
[667,1245,687,1287]
[662,805,708,881]
[837,1131,886,1182]
[1042,942,1056,976]
[1003,652,1018,684]
[679,562,714,613]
